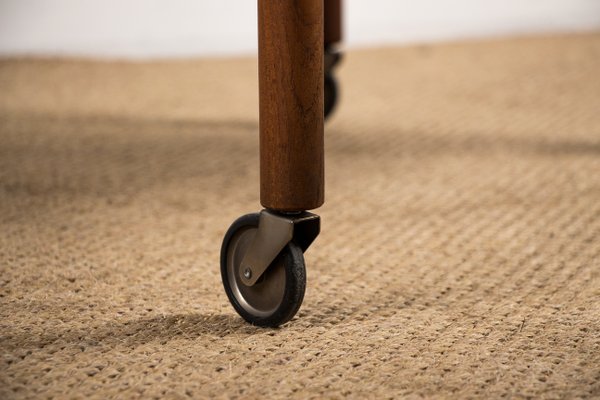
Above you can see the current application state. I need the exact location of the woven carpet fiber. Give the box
[1,34,600,399]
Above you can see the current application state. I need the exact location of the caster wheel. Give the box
[324,72,338,120]
[220,213,306,327]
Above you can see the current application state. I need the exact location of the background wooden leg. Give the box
[325,0,343,46]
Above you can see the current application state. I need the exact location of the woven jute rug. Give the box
[1,33,599,399]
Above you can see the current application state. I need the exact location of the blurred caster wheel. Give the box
[324,72,338,120]
[324,47,341,120]
[220,213,306,327]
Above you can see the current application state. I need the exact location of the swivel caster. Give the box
[220,210,320,327]
[324,46,342,120]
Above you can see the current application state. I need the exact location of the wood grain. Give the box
[258,0,324,211]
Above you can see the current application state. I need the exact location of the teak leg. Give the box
[258,0,324,212]
[325,0,343,46]
[324,0,343,119]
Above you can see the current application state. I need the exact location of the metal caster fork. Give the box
[220,210,320,327]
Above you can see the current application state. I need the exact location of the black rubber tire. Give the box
[220,213,306,327]
[324,73,338,120]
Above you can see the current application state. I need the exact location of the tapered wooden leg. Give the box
[258,0,324,212]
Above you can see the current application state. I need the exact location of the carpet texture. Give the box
[1,34,599,399]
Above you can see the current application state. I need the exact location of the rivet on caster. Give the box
[220,210,320,327]
[325,46,342,120]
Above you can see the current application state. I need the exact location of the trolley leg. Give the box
[324,0,343,119]
[325,0,343,47]
[219,0,324,327]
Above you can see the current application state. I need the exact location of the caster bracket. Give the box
[240,209,320,286]
[325,46,342,71]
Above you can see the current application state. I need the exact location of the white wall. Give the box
[1,0,599,58]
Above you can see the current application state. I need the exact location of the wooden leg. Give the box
[324,0,342,120]
[325,0,343,47]
[258,0,324,212]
